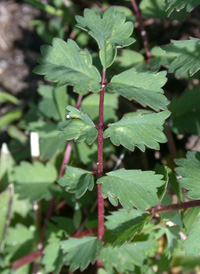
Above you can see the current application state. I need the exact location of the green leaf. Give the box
[0,187,12,249]
[165,0,200,13]
[183,207,200,234]
[175,151,200,200]
[97,169,164,211]
[104,111,170,151]
[183,216,200,256]
[106,69,169,111]
[6,224,36,246]
[42,235,64,274]
[105,209,151,246]
[150,46,175,69]
[0,91,19,105]
[99,242,150,273]
[76,7,135,68]
[169,88,200,135]
[116,49,145,70]
[58,166,94,198]
[165,226,180,256]
[60,237,103,271]
[164,38,200,76]
[81,93,118,124]
[13,161,57,201]
[33,38,101,94]
[155,164,169,201]
[58,106,98,145]
[0,110,23,131]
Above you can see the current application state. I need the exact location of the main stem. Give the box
[97,68,106,242]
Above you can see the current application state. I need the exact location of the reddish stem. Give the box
[131,0,152,62]
[97,69,106,243]
[12,250,43,270]
[150,199,200,215]
[71,228,98,238]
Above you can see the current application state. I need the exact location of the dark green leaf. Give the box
[169,88,200,135]
[58,106,98,145]
[175,151,200,199]
[105,209,151,246]
[58,165,94,198]
[76,7,135,68]
[107,69,169,111]
[165,0,200,13]
[97,169,164,211]
[164,38,200,76]
[13,161,57,201]
[60,237,103,271]
[104,111,170,151]
[33,38,101,94]
[165,226,180,256]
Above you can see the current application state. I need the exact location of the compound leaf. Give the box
[76,7,135,68]
[57,166,94,198]
[169,88,200,135]
[58,106,98,145]
[164,38,200,76]
[183,216,200,256]
[106,69,168,111]
[105,209,151,246]
[175,151,200,199]
[97,169,164,211]
[99,242,150,273]
[13,161,57,201]
[104,111,170,151]
[165,0,200,13]
[60,237,103,272]
[33,38,101,94]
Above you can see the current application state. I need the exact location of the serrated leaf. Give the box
[165,0,200,13]
[164,38,200,76]
[33,38,101,94]
[81,93,118,124]
[183,216,200,256]
[42,235,64,274]
[99,242,151,273]
[60,237,103,272]
[76,7,135,68]
[58,106,98,145]
[169,88,200,135]
[13,161,57,201]
[106,69,169,111]
[175,151,200,200]
[104,111,170,152]
[6,224,36,246]
[58,166,94,198]
[105,209,151,246]
[150,46,175,69]
[98,169,164,211]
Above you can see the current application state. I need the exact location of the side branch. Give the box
[131,0,152,62]
[150,199,200,215]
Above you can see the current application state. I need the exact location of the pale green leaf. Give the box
[0,91,19,105]
[175,151,200,200]
[164,38,200,76]
[104,111,170,151]
[183,207,200,234]
[97,169,164,211]
[58,106,98,145]
[0,187,12,249]
[81,93,118,124]
[6,224,36,246]
[183,216,200,256]
[60,237,103,271]
[165,226,180,256]
[150,46,175,69]
[33,38,101,94]
[76,7,135,68]
[13,161,58,201]
[169,88,200,135]
[0,110,23,131]
[99,242,151,273]
[165,0,200,13]
[105,209,151,246]
[116,49,145,70]
[106,69,169,111]
[58,165,94,198]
